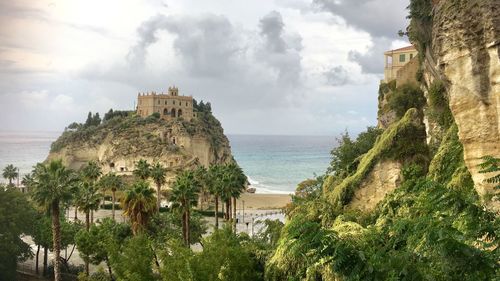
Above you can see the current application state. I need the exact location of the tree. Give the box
[170,171,200,245]
[122,181,157,235]
[2,164,18,186]
[31,160,76,281]
[81,161,102,223]
[109,235,156,281]
[99,173,124,220]
[208,164,224,229]
[223,163,246,231]
[75,218,132,280]
[76,182,101,231]
[0,187,36,280]
[75,181,101,276]
[151,163,167,212]
[192,226,261,281]
[21,173,34,192]
[194,166,209,210]
[328,126,383,177]
[133,159,151,180]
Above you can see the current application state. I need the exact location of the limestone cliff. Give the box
[421,0,500,210]
[47,109,232,186]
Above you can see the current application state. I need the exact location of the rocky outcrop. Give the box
[428,0,500,210]
[47,113,232,188]
[348,160,402,212]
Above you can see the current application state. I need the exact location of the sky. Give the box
[0,0,411,136]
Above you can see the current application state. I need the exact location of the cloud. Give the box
[313,0,410,74]
[324,65,350,86]
[257,11,303,86]
[127,14,244,78]
[313,0,409,39]
[348,37,393,74]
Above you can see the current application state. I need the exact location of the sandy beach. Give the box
[236,193,292,210]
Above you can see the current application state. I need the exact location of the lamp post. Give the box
[242,200,245,224]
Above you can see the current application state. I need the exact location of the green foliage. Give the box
[2,164,18,186]
[327,127,384,177]
[133,159,151,180]
[407,0,433,55]
[427,124,476,200]
[0,188,36,280]
[109,235,156,281]
[192,226,262,281]
[85,112,102,127]
[427,80,454,129]
[76,218,131,274]
[326,109,428,209]
[386,83,426,119]
[122,180,157,234]
[478,156,500,201]
[269,178,499,280]
[103,109,132,122]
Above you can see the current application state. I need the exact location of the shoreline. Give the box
[236,193,292,210]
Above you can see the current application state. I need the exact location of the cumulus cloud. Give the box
[313,0,410,74]
[313,0,409,39]
[324,65,350,86]
[127,14,244,78]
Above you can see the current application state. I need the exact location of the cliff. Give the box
[426,0,500,210]
[47,106,232,186]
[267,1,499,278]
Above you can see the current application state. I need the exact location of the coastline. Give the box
[236,193,292,210]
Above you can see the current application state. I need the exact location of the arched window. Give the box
[178,109,183,117]
[171,108,176,118]
[163,108,169,115]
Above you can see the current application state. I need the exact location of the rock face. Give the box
[429,0,500,210]
[348,160,402,212]
[47,113,232,187]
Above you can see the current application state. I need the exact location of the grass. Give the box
[325,108,427,209]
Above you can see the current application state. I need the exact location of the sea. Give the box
[0,132,335,194]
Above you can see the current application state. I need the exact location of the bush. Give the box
[386,83,426,118]
[328,126,384,177]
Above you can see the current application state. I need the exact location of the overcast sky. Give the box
[0,0,410,135]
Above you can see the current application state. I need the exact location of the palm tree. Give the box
[31,160,76,281]
[151,163,167,212]
[75,182,101,231]
[81,161,102,223]
[194,166,209,210]
[21,173,34,192]
[122,180,157,235]
[208,164,224,229]
[170,171,200,245]
[99,173,124,220]
[81,161,102,182]
[74,181,100,276]
[133,159,151,180]
[3,164,18,186]
[224,163,247,232]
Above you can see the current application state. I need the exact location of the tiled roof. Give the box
[387,45,416,53]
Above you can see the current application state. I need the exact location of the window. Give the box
[173,101,176,105]
[158,100,160,105]
[186,102,188,106]
[399,54,406,62]
[410,53,413,59]
[165,100,168,105]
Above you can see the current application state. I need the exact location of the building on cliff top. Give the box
[383,45,418,84]
[137,86,195,121]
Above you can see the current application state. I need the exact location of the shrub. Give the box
[386,83,426,118]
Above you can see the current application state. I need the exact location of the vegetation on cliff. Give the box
[50,99,228,154]
[265,1,500,279]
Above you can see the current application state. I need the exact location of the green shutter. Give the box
[399,54,406,62]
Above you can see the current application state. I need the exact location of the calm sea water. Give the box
[0,131,335,193]
[228,135,334,193]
